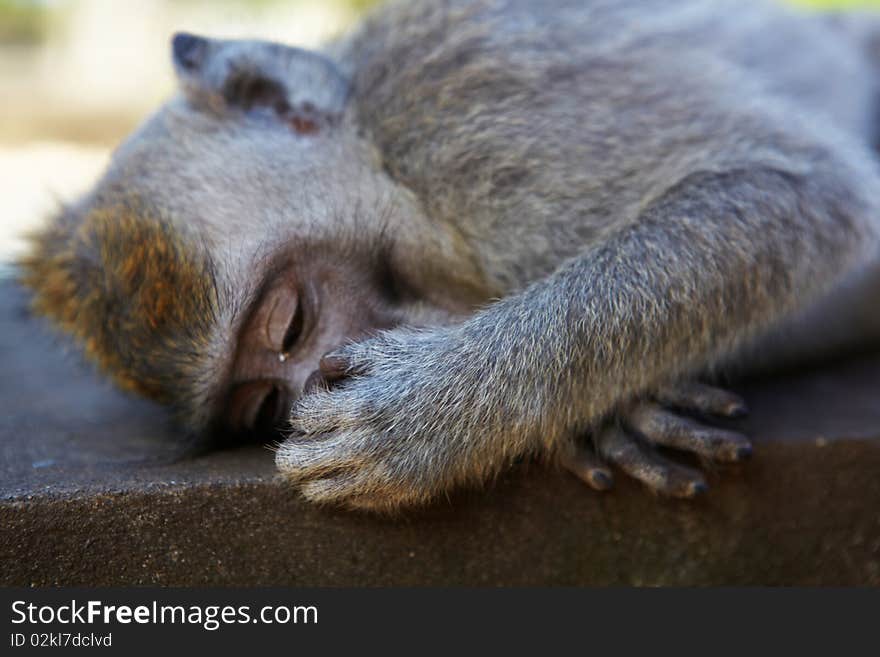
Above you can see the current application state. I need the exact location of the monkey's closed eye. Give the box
[282,300,304,353]
[264,288,303,353]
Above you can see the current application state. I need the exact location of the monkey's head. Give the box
[20,34,484,441]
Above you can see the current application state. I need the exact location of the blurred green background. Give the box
[0,0,878,264]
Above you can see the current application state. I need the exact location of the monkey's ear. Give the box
[171,32,350,134]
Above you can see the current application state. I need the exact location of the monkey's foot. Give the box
[562,382,751,498]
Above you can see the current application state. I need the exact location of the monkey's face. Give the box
[221,246,414,438]
[56,105,434,440]
[22,34,484,439]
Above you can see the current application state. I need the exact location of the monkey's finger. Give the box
[275,435,358,483]
[655,382,747,418]
[319,353,354,381]
[301,472,413,513]
[560,445,614,491]
[301,369,329,396]
[297,354,360,399]
[627,402,752,462]
[300,473,368,505]
[595,424,707,498]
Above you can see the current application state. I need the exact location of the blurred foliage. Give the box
[0,0,384,45]
[0,0,47,44]
[0,0,876,46]
[167,0,381,8]
[795,0,880,6]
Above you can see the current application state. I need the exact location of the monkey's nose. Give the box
[228,380,290,438]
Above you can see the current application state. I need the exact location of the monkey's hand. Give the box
[276,326,545,511]
[561,382,752,498]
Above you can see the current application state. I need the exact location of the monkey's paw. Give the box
[561,382,752,498]
[275,329,503,511]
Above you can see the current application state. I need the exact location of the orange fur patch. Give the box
[20,199,220,408]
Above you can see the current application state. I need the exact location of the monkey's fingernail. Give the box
[302,370,325,395]
[319,354,350,380]
[687,481,708,497]
[735,444,753,461]
[726,403,748,418]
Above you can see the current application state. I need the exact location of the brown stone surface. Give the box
[1,279,879,585]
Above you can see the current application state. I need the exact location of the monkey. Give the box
[18,0,880,511]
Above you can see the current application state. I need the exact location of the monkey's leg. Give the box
[548,164,877,497]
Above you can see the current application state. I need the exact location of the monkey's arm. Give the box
[278,165,877,510]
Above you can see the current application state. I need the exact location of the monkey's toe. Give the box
[582,381,752,498]
[595,424,707,498]
[560,445,615,491]
[655,381,748,418]
[626,402,752,462]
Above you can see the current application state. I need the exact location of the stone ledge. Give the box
[1,280,879,586]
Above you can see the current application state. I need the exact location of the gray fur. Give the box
[28,0,880,509]
[280,0,880,508]
[278,1,880,506]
